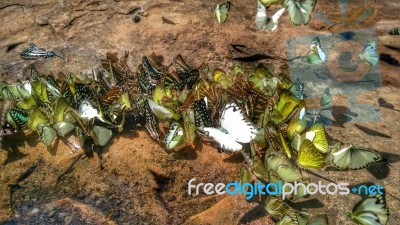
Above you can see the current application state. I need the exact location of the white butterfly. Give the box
[203,102,257,152]
[79,100,105,122]
[255,1,286,31]
[147,99,173,121]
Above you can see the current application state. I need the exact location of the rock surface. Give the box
[0,0,399,224]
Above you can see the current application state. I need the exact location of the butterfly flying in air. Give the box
[307,36,328,65]
[203,102,257,152]
[214,2,231,24]
[284,0,316,26]
[359,41,379,67]
[348,194,389,225]
[255,1,286,31]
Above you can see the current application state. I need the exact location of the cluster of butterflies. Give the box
[0,51,390,224]
[306,36,379,67]
[214,0,316,29]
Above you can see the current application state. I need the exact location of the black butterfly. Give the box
[194,98,216,129]
[144,100,160,141]
[20,43,63,60]
[174,55,199,90]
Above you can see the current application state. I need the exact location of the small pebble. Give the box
[133,15,141,23]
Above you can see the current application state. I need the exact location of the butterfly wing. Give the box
[203,127,243,151]
[350,195,389,225]
[37,123,57,146]
[221,103,257,143]
[164,121,185,150]
[359,41,379,67]
[307,214,329,225]
[331,145,384,170]
[215,2,231,24]
[148,99,173,121]
[255,0,268,29]
[194,98,216,128]
[285,0,316,25]
[298,139,326,169]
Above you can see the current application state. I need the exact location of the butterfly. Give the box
[284,0,316,26]
[90,125,113,146]
[349,194,389,225]
[37,123,57,146]
[307,36,328,65]
[147,99,177,121]
[279,213,328,225]
[7,106,29,130]
[255,1,286,31]
[297,139,326,169]
[20,43,63,60]
[144,100,160,141]
[302,124,329,153]
[194,98,216,129]
[265,196,291,220]
[259,0,281,7]
[52,122,75,137]
[328,143,385,170]
[174,54,200,90]
[203,102,257,152]
[359,41,379,67]
[214,2,231,24]
[79,100,105,122]
[265,152,302,182]
[164,121,185,150]
[290,78,305,100]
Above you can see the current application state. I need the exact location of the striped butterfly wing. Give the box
[194,98,216,128]
[144,100,160,141]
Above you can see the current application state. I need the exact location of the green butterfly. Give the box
[329,143,385,170]
[349,194,389,225]
[37,123,57,146]
[164,121,185,150]
[298,139,326,169]
[265,152,302,182]
[302,124,329,153]
[320,87,332,108]
[306,36,328,65]
[214,2,231,24]
[278,213,328,225]
[265,196,291,220]
[359,41,379,67]
[52,122,75,137]
[260,0,282,7]
[284,0,316,26]
[91,125,113,146]
[7,106,29,130]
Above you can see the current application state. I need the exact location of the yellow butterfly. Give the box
[298,139,326,169]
